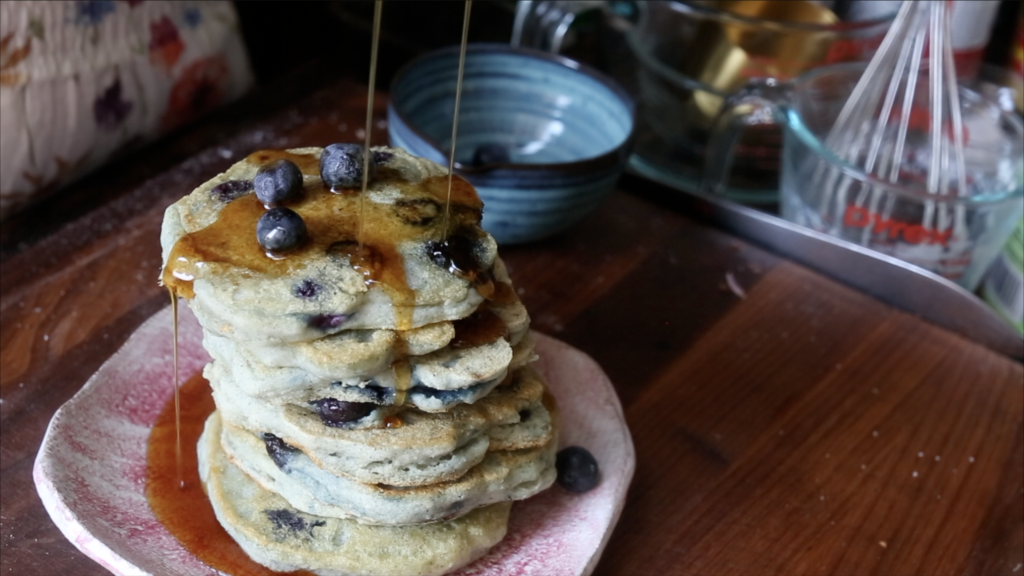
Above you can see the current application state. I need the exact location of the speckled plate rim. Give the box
[33,304,635,576]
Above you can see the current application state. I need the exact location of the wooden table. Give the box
[1,75,1021,576]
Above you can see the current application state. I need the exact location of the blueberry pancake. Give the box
[160,146,498,343]
[162,144,559,575]
[204,296,526,386]
[201,260,533,410]
[207,332,537,412]
[208,364,556,487]
[198,414,511,576]
[215,411,557,526]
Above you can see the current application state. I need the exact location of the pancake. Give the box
[163,143,560,575]
[160,146,498,343]
[206,331,535,411]
[198,412,510,576]
[210,365,556,486]
[204,263,529,369]
[216,411,556,526]
[206,305,522,386]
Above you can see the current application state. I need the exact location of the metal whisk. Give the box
[817,0,969,249]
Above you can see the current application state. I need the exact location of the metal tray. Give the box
[634,166,1023,361]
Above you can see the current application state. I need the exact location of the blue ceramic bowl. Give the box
[388,43,635,244]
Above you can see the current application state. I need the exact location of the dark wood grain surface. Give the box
[1,74,1021,576]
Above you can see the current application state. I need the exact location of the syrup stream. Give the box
[358,0,384,250]
[441,0,473,241]
[168,288,183,488]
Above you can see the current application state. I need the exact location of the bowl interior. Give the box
[391,49,633,166]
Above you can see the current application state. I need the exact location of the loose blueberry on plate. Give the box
[310,398,375,427]
[556,446,600,493]
[257,207,307,253]
[254,159,303,206]
[321,143,374,190]
[471,143,510,166]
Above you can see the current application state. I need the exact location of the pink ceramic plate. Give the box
[34,305,634,576]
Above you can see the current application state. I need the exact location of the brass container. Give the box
[683,0,840,117]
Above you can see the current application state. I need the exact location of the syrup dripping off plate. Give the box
[33,304,634,576]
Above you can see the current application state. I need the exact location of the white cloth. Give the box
[0,0,254,219]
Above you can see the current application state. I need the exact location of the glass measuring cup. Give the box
[703,63,1024,290]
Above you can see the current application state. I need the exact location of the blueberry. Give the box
[361,382,392,403]
[427,235,482,278]
[257,207,307,253]
[293,279,321,299]
[308,313,349,331]
[265,509,325,536]
[556,446,600,493]
[409,383,472,404]
[321,143,375,190]
[310,398,375,427]
[254,159,303,206]
[261,433,299,470]
[210,179,252,202]
[372,150,394,165]
[471,143,510,166]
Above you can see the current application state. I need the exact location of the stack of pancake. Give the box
[159,146,559,576]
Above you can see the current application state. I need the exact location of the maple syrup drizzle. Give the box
[162,151,485,333]
[391,332,412,407]
[450,305,508,349]
[167,288,185,489]
[250,149,321,174]
[441,0,473,241]
[358,0,383,250]
[490,280,518,306]
[392,360,412,408]
[146,373,315,576]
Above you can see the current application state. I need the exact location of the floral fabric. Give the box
[0,1,254,219]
